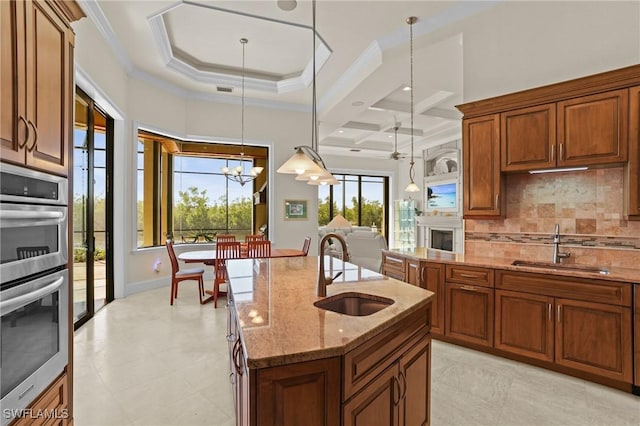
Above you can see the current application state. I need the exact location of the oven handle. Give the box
[0,211,64,220]
[0,276,64,314]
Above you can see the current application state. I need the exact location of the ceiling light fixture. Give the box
[277,0,297,11]
[277,0,338,186]
[221,38,264,186]
[405,17,420,193]
[390,123,404,161]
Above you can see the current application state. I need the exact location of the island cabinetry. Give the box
[343,309,430,426]
[382,252,406,281]
[496,270,633,382]
[634,287,640,392]
[0,0,78,176]
[628,85,640,220]
[501,103,556,172]
[557,90,628,168]
[462,114,503,218]
[445,265,494,347]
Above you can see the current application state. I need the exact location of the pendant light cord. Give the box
[408,17,417,184]
[240,38,247,156]
[312,0,317,153]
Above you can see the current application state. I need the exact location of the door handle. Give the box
[548,303,552,322]
[18,115,29,148]
[460,285,478,291]
[26,120,38,152]
[557,304,561,323]
[392,375,401,405]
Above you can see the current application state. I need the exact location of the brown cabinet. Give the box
[557,90,628,168]
[0,0,77,176]
[501,104,557,172]
[445,282,494,347]
[634,287,640,389]
[462,114,503,218]
[11,372,69,426]
[343,362,398,426]
[423,262,445,336]
[628,85,640,220]
[495,289,554,362]
[382,252,406,282]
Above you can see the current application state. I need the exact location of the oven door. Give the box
[0,269,68,425]
[0,204,68,285]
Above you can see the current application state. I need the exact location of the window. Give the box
[318,174,389,236]
[136,130,267,248]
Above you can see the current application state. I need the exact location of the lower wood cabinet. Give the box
[423,263,445,336]
[634,287,640,389]
[382,252,406,281]
[445,283,494,347]
[11,372,69,426]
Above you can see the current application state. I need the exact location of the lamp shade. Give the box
[277,148,319,175]
[405,181,420,192]
[326,214,352,229]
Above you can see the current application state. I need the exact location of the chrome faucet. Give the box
[317,233,350,297]
[552,224,571,264]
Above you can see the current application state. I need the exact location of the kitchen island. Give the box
[225,256,434,426]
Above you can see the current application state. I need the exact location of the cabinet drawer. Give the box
[11,372,68,426]
[496,270,632,307]
[382,253,406,281]
[343,309,427,401]
[446,265,494,287]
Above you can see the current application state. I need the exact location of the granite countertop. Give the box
[383,248,640,283]
[226,256,434,369]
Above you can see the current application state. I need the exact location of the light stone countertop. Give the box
[226,256,434,369]
[383,248,640,283]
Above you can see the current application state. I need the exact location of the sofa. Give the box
[318,228,388,272]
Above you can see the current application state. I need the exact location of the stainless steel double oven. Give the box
[0,163,69,425]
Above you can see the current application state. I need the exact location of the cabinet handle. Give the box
[399,371,407,400]
[18,116,30,148]
[495,194,500,208]
[550,144,555,162]
[557,304,561,323]
[559,143,564,161]
[548,303,552,322]
[26,120,38,152]
[459,273,477,279]
[232,339,243,376]
[419,266,425,285]
[393,375,401,405]
[229,371,235,385]
[460,285,478,291]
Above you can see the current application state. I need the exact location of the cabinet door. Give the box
[634,287,640,387]
[445,283,494,347]
[557,89,628,168]
[1,0,28,164]
[398,337,431,426]
[343,363,399,426]
[555,298,633,382]
[406,259,420,286]
[628,85,640,219]
[495,290,554,362]
[462,114,503,218]
[257,357,341,426]
[423,262,445,336]
[501,104,556,172]
[24,0,73,175]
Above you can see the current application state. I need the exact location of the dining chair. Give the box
[216,234,236,243]
[247,240,271,259]
[166,240,205,305]
[301,237,311,256]
[245,234,265,243]
[213,241,242,308]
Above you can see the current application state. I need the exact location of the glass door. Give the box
[73,88,113,328]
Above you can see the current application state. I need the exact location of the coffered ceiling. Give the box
[78,1,498,159]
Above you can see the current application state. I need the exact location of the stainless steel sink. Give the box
[314,292,394,316]
[511,260,610,275]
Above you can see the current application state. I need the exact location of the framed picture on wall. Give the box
[284,199,308,220]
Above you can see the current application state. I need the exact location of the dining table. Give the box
[178,247,306,304]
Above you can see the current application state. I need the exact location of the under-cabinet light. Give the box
[529,167,588,174]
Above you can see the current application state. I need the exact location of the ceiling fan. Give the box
[389,123,408,160]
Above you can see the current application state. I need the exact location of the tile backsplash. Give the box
[464,167,640,269]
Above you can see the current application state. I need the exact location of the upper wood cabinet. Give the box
[0,0,79,176]
[628,85,640,220]
[557,90,628,167]
[463,114,504,218]
[501,104,557,172]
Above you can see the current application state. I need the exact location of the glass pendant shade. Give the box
[405,181,420,192]
[276,148,320,175]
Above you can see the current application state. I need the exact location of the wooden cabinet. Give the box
[496,270,633,383]
[628,85,640,220]
[495,289,554,362]
[555,298,632,382]
[381,252,406,281]
[11,372,69,426]
[501,104,556,172]
[406,258,420,286]
[462,114,503,218]
[445,265,494,347]
[398,337,431,426]
[343,362,398,426]
[634,287,640,390]
[557,90,628,168]
[0,0,78,176]
[423,262,445,336]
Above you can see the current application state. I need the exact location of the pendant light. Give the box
[277,0,338,186]
[221,38,264,186]
[405,17,420,193]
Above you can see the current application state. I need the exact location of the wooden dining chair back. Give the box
[244,234,265,243]
[213,241,242,308]
[247,240,271,258]
[301,237,311,256]
[216,234,236,243]
[166,239,205,305]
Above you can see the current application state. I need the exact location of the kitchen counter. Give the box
[383,247,640,283]
[226,256,434,369]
